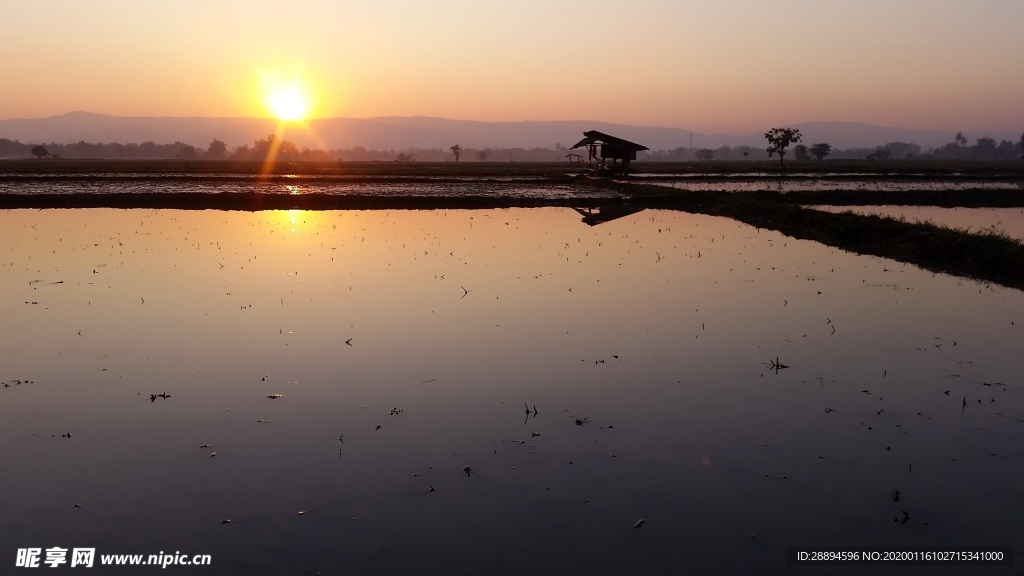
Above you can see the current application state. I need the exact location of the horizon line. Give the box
[2,110,1015,138]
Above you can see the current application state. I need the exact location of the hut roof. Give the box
[570,130,649,152]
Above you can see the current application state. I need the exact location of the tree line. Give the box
[1,135,334,161]
[3,131,1022,162]
[651,131,1024,163]
[926,131,1023,161]
[0,135,578,163]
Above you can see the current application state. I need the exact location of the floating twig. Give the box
[995,412,1024,423]
[769,356,790,373]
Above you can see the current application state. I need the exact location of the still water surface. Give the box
[2,207,1022,574]
[644,178,1021,193]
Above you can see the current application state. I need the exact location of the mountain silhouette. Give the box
[0,112,1016,151]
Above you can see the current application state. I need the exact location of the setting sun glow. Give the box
[266,85,310,122]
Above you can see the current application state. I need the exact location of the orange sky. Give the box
[1,0,1022,133]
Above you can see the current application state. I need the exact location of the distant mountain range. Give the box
[0,111,1018,151]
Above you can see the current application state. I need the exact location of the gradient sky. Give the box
[2,0,1022,133]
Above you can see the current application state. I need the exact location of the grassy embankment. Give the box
[605,179,1024,290]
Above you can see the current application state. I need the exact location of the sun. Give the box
[266,85,310,122]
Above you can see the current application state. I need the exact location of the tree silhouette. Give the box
[205,138,227,159]
[450,144,462,162]
[171,141,198,159]
[254,134,276,157]
[31,145,49,158]
[954,132,968,147]
[809,143,832,161]
[974,137,996,154]
[764,128,802,170]
[881,142,920,159]
[278,139,299,158]
[794,144,810,161]
[867,148,892,161]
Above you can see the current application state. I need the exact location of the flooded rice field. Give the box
[0,177,610,201]
[2,204,1023,574]
[810,205,1024,241]
[643,177,1022,193]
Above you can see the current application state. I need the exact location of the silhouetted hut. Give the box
[572,205,645,226]
[570,130,649,173]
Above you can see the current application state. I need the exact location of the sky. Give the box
[1,0,1023,134]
